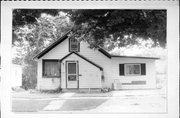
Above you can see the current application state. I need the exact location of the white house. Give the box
[34,31,159,90]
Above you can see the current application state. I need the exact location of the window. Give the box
[43,60,60,77]
[69,38,79,52]
[125,64,141,75]
[119,63,146,76]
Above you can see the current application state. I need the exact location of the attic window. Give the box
[69,38,79,52]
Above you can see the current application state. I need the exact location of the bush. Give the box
[101,87,111,93]
[39,86,62,93]
[22,64,37,90]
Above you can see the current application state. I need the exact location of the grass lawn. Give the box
[59,99,107,111]
[12,91,61,99]
[12,100,50,112]
[73,92,112,97]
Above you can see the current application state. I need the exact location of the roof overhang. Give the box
[33,31,111,60]
[60,52,103,71]
[33,31,71,60]
[111,55,160,60]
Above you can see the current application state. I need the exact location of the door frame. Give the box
[65,61,79,89]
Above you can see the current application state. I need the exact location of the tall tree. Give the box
[66,10,166,48]
[13,9,166,48]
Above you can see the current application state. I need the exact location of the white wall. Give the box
[110,58,156,89]
[37,38,157,90]
[37,39,110,90]
[37,38,69,90]
[11,64,22,87]
[61,53,102,89]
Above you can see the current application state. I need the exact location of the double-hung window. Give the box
[43,60,60,78]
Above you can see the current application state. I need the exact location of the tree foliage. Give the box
[13,9,59,27]
[67,10,166,48]
[12,9,167,89]
[13,9,166,48]
[12,12,72,89]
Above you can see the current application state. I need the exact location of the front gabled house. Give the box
[34,31,159,91]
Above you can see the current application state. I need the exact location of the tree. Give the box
[13,9,166,48]
[66,10,166,48]
[12,13,73,89]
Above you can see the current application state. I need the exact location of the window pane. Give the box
[125,64,140,75]
[134,65,140,74]
[70,38,79,51]
[68,63,76,74]
[44,61,59,77]
[68,75,76,81]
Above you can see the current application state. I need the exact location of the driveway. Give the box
[12,89,167,113]
[89,90,167,113]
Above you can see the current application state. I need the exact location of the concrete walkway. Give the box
[43,93,75,111]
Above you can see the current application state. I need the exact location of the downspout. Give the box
[58,60,61,89]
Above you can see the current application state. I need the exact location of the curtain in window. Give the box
[125,64,140,75]
[44,61,60,77]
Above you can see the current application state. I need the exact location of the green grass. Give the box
[59,99,107,111]
[12,100,50,112]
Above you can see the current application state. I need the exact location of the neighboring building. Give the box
[11,64,22,88]
[34,31,159,90]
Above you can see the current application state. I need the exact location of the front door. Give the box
[66,61,78,89]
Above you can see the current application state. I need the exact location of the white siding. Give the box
[110,58,156,89]
[37,59,60,90]
[79,41,112,88]
[37,38,69,90]
[61,53,102,89]
[37,38,157,90]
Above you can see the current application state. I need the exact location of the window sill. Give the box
[42,76,60,78]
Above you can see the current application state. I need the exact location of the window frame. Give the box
[69,38,80,52]
[42,59,60,78]
[124,63,141,76]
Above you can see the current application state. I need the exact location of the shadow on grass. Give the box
[12,100,50,112]
[59,99,107,111]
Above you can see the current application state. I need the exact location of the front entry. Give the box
[66,61,79,89]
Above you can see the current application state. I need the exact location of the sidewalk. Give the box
[12,89,166,100]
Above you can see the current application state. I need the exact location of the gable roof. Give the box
[33,31,111,59]
[33,31,159,60]
[60,52,103,71]
[33,31,71,59]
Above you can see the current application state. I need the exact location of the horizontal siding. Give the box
[37,38,156,90]
[110,58,156,89]
[79,41,112,88]
[61,53,102,88]
[38,78,60,90]
[40,38,69,59]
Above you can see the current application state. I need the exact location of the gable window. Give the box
[43,60,60,77]
[69,38,79,52]
[119,63,146,76]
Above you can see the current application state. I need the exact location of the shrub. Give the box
[22,64,37,90]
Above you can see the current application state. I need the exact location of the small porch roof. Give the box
[60,52,103,71]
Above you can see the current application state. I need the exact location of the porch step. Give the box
[62,88,101,93]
